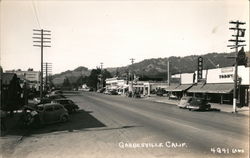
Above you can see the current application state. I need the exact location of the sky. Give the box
[0,0,249,74]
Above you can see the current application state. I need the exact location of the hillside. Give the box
[52,66,90,85]
[106,52,237,80]
[52,52,242,84]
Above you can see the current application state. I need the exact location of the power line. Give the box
[32,0,41,29]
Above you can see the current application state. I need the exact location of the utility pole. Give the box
[100,62,103,89]
[43,62,52,92]
[168,60,170,86]
[228,20,246,113]
[33,29,51,99]
[100,62,103,70]
[129,58,135,96]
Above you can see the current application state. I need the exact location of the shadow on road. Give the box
[1,109,106,136]
[190,108,221,112]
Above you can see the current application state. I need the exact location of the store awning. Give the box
[172,84,193,92]
[164,84,179,91]
[187,83,234,94]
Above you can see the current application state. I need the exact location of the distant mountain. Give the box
[52,66,90,85]
[52,52,246,85]
[106,52,237,80]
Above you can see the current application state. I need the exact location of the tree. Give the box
[86,69,101,90]
[62,77,71,90]
[86,68,112,90]
[102,69,112,87]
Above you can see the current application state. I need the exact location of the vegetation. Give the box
[52,51,248,86]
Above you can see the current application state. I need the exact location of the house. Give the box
[1,73,23,111]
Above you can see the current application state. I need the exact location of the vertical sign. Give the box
[197,57,203,82]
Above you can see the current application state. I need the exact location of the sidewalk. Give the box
[143,95,249,116]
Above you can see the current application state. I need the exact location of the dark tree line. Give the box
[61,68,112,90]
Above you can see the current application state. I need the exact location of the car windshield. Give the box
[37,106,44,111]
[60,100,68,104]
[68,100,74,104]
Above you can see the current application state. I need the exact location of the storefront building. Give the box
[170,66,249,106]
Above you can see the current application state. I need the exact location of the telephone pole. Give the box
[167,60,170,86]
[228,20,246,113]
[100,62,103,89]
[129,58,135,96]
[43,62,52,92]
[33,29,51,99]
[100,62,103,70]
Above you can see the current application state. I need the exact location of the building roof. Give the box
[171,84,193,92]
[164,84,179,91]
[187,83,234,94]
[2,73,15,85]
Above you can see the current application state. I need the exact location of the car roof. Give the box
[181,96,192,99]
[37,103,62,107]
[55,98,70,101]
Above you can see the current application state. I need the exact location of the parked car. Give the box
[177,96,193,108]
[48,94,66,100]
[104,90,111,95]
[156,88,165,96]
[22,103,69,127]
[52,99,79,113]
[169,94,178,100]
[133,91,141,98]
[110,89,118,95]
[117,91,123,95]
[51,90,63,95]
[33,97,52,105]
[97,88,106,93]
[187,97,211,111]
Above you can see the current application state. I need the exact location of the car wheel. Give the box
[61,115,68,122]
[207,104,211,111]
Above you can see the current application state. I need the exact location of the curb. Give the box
[144,97,249,116]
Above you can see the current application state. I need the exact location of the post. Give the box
[130,58,135,96]
[168,60,170,86]
[45,62,48,91]
[228,20,246,113]
[233,55,238,112]
[33,29,51,100]
[40,29,43,99]
[100,62,103,89]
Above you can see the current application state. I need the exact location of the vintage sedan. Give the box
[52,99,79,113]
[23,103,69,127]
[187,97,211,111]
[177,96,193,108]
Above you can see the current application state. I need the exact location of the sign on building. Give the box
[197,56,203,82]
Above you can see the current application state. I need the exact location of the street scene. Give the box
[1,91,249,158]
[0,0,249,158]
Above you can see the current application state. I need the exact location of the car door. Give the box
[53,104,63,121]
[44,105,56,123]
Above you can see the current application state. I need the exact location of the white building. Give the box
[6,69,40,83]
[6,69,41,90]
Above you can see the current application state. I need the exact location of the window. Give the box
[45,106,53,112]
[54,105,62,110]
[37,106,44,111]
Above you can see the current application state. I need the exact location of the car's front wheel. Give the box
[61,115,69,122]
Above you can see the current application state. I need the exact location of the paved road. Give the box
[2,91,249,158]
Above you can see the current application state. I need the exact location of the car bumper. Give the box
[187,106,200,110]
